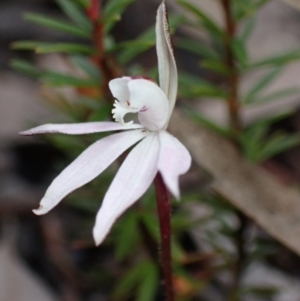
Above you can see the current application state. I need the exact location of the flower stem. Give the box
[154,173,174,301]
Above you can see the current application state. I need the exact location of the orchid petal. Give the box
[156,1,178,124]
[109,77,130,104]
[112,99,136,126]
[157,131,191,199]
[32,130,147,215]
[20,122,143,136]
[93,133,159,245]
[128,79,169,131]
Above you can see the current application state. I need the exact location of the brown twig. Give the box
[218,1,248,297]
[220,0,241,137]
[88,0,121,100]
[154,173,174,301]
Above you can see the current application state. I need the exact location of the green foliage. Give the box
[11,59,41,78]
[231,37,248,67]
[56,0,92,30]
[240,112,300,162]
[11,58,98,87]
[113,261,158,301]
[23,12,91,38]
[234,0,270,21]
[12,41,96,54]
[103,0,136,32]
[12,0,300,300]
[179,72,227,99]
[249,50,300,68]
[117,13,184,64]
[244,68,284,103]
[177,0,223,38]
[114,212,139,261]
[176,38,220,60]
[70,55,101,79]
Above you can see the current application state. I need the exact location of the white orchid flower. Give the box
[20,1,191,246]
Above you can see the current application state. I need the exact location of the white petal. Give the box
[109,77,130,104]
[156,1,178,124]
[128,79,169,131]
[20,122,143,136]
[33,130,147,215]
[93,133,160,245]
[157,131,191,199]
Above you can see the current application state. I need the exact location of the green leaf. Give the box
[245,68,283,102]
[119,40,155,64]
[241,110,300,162]
[259,133,300,161]
[114,212,139,261]
[246,87,299,105]
[55,0,92,31]
[118,14,183,63]
[240,123,268,160]
[171,239,186,262]
[113,264,143,298]
[201,59,230,74]
[251,110,295,128]
[178,0,223,38]
[23,12,91,38]
[233,0,256,20]
[114,261,156,299]
[70,55,100,79]
[10,59,41,78]
[140,213,159,242]
[103,0,136,32]
[240,17,256,42]
[176,38,220,60]
[12,41,96,55]
[73,0,89,8]
[234,0,270,21]
[231,38,248,67]
[249,50,300,68]
[178,72,227,99]
[137,262,159,301]
[41,71,99,87]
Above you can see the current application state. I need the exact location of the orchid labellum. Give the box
[21,1,191,246]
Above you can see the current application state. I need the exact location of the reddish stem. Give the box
[154,173,174,301]
[221,0,241,136]
[87,0,120,99]
[86,0,100,21]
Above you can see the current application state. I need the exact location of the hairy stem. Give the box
[154,173,174,301]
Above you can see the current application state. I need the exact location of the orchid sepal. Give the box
[156,1,178,127]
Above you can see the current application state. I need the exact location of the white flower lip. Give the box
[110,78,170,131]
[20,1,191,246]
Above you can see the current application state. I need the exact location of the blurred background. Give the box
[2,0,300,300]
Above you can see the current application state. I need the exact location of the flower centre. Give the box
[112,100,143,126]
[110,78,169,131]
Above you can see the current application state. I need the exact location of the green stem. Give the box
[154,173,174,301]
